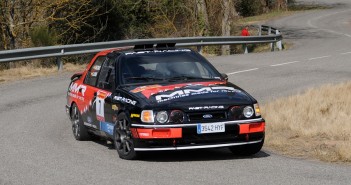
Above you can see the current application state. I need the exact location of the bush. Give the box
[30,26,58,47]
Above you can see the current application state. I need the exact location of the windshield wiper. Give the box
[125,76,165,81]
[167,75,207,82]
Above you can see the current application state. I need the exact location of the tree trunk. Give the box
[196,0,210,36]
[221,0,232,55]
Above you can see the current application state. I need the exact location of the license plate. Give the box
[197,123,225,134]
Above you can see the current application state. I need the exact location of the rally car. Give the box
[66,44,265,160]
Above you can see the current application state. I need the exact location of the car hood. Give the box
[122,81,255,109]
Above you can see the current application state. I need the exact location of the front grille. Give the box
[187,111,227,122]
[178,124,240,145]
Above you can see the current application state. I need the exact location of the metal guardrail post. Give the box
[276,30,282,51]
[57,49,64,71]
[258,25,262,36]
[197,45,203,54]
[57,57,63,71]
[268,27,274,51]
[243,44,248,54]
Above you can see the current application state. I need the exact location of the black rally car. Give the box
[66,44,265,160]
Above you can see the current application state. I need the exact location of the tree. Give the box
[196,0,210,36]
[221,0,237,55]
[0,0,47,50]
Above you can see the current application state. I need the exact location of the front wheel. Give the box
[113,113,138,160]
[229,139,264,156]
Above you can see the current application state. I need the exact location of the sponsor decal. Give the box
[69,83,87,96]
[68,92,84,101]
[189,105,225,111]
[203,114,213,119]
[125,49,191,55]
[100,122,114,135]
[96,91,112,122]
[113,96,137,105]
[90,72,98,77]
[93,65,101,70]
[156,86,240,103]
[84,122,97,129]
[112,104,118,110]
[132,81,226,99]
[131,113,140,118]
[87,116,93,123]
[131,85,162,93]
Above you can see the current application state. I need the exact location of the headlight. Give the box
[169,110,184,123]
[243,106,254,118]
[156,111,168,123]
[254,103,261,117]
[141,110,154,123]
[229,106,242,120]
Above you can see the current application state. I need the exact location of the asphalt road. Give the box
[0,0,350,185]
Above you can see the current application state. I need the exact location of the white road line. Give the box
[270,61,301,67]
[344,34,351,37]
[308,55,331,61]
[341,51,351,55]
[226,68,259,75]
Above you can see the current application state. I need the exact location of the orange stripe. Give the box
[136,128,182,139]
[239,122,265,134]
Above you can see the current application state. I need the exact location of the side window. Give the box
[96,58,116,91]
[84,56,106,86]
[195,62,211,78]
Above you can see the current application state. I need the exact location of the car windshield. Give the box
[119,50,221,85]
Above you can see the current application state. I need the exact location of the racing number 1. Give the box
[96,94,105,121]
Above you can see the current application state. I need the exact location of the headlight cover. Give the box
[243,106,254,118]
[156,111,168,124]
[254,103,261,117]
[141,110,154,123]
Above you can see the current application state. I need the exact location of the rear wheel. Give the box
[113,113,138,160]
[229,139,264,156]
[71,103,90,141]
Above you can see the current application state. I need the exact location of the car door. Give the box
[81,55,107,130]
[90,57,117,136]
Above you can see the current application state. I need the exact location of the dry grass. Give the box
[0,63,86,83]
[262,82,351,163]
[238,10,298,25]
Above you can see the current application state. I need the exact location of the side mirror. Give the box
[221,73,228,82]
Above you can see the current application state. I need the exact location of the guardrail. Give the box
[0,25,282,71]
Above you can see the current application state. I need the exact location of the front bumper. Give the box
[131,118,265,151]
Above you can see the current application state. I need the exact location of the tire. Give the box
[229,139,264,156]
[113,113,138,160]
[71,103,90,141]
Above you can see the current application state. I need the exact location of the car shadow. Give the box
[138,148,270,162]
[92,139,270,162]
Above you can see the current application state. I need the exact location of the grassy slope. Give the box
[262,82,351,163]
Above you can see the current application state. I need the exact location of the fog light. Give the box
[243,106,254,118]
[156,111,168,124]
[169,110,184,123]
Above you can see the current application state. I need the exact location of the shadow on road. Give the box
[138,149,270,162]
